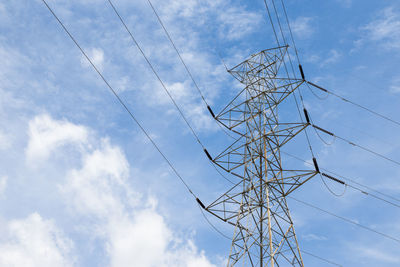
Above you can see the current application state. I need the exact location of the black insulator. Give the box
[299,64,305,80]
[204,148,213,161]
[196,198,206,209]
[313,157,320,173]
[321,173,345,185]
[313,125,334,136]
[207,105,216,118]
[303,108,310,124]
[307,81,328,92]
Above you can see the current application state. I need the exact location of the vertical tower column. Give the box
[206,46,317,266]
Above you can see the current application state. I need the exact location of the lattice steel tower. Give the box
[205,46,318,266]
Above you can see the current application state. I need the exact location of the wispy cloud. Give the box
[25,114,88,163]
[80,47,105,71]
[21,114,217,266]
[302,233,328,241]
[0,213,75,267]
[320,49,342,67]
[389,76,400,94]
[291,17,314,39]
[0,176,7,196]
[336,0,353,8]
[355,246,400,263]
[362,7,400,50]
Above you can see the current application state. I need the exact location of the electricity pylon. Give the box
[205,46,318,266]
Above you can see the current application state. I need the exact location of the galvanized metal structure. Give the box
[205,46,317,266]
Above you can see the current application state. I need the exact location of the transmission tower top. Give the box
[205,45,318,266]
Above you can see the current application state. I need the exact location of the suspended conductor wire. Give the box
[146,0,238,141]
[312,125,336,146]
[288,196,400,244]
[281,150,400,209]
[107,0,202,147]
[279,0,301,63]
[41,0,197,198]
[280,0,400,129]
[197,204,231,240]
[305,80,329,100]
[271,0,297,76]
[307,81,400,128]
[263,0,281,47]
[262,0,316,161]
[147,0,206,108]
[312,125,400,167]
[308,112,336,146]
[106,0,235,185]
[276,0,336,152]
[300,250,343,267]
[319,173,347,197]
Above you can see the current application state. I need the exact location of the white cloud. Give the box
[0,130,11,150]
[106,212,217,267]
[291,17,314,39]
[320,49,341,67]
[302,233,328,241]
[156,81,190,104]
[0,176,7,196]
[155,0,262,41]
[389,76,400,94]
[80,47,104,71]
[61,138,132,218]
[390,85,400,93]
[218,6,262,40]
[336,0,352,8]
[363,7,400,50]
[25,114,88,162]
[0,213,74,267]
[55,118,216,266]
[355,246,400,263]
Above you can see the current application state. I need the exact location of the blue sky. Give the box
[1,0,400,266]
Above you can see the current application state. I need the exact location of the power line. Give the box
[146,0,207,108]
[106,0,235,185]
[312,124,400,167]
[106,0,202,147]
[281,150,400,209]
[41,0,198,199]
[300,250,342,267]
[146,0,237,140]
[307,81,400,128]
[279,0,301,64]
[280,1,400,132]
[276,0,400,207]
[266,0,319,165]
[288,196,400,244]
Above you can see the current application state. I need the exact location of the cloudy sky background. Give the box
[1,0,400,266]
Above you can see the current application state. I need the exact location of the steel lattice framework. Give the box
[206,46,318,266]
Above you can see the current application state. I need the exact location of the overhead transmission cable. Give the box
[311,124,400,167]
[264,0,315,164]
[266,0,349,198]
[288,196,400,244]
[146,0,237,140]
[42,1,399,262]
[41,0,203,203]
[300,250,342,267]
[281,150,400,209]
[307,81,400,128]
[106,0,234,185]
[273,1,400,197]
[278,0,400,129]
